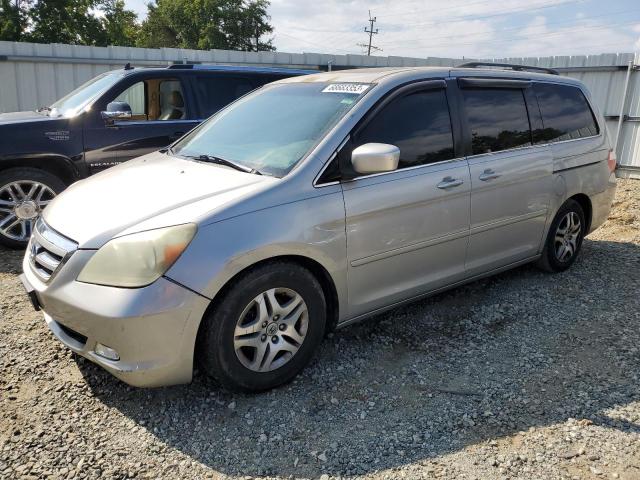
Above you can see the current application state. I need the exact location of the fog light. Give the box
[95,343,120,361]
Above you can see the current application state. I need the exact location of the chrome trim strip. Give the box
[34,218,77,254]
[470,209,547,235]
[351,228,469,267]
[344,156,468,183]
[35,251,60,271]
[553,159,601,173]
[29,219,78,283]
[338,254,541,328]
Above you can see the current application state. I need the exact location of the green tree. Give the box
[137,0,274,51]
[0,0,30,41]
[101,0,139,47]
[27,0,105,45]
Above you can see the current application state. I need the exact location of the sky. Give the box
[124,0,640,59]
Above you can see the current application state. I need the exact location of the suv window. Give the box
[462,88,531,155]
[533,83,599,143]
[111,78,186,121]
[195,76,256,117]
[356,89,455,169]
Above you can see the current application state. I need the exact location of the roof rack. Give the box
[457,62,559,76]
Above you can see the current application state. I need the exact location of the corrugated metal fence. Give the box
[0,41,638,171]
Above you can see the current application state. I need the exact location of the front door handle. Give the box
[479,169,501,181]
[169,131,185,141]
[437,176,464,189]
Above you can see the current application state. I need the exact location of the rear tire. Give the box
[0,168,66,249]
[198,261,326,392]
[537,199,586,273]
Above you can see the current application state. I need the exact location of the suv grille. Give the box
[29,218,77,282]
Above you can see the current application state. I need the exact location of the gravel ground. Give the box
[1,179,639,480]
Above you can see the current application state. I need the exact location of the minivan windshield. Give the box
[172,82,371,177]
[48,72,124,118]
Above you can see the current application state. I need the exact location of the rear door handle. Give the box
[437,177,464,189]
[479,169,501,181]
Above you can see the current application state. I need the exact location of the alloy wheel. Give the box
[234,287,309,372]
[0,181,56,242]
[554,211,582,262]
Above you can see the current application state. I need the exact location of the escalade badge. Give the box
[45,131,70,141]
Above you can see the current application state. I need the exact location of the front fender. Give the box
[165,187,348,320]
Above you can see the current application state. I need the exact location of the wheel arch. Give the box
[0,154,80,186]
[568,193,593,233]
[194,254,341,360]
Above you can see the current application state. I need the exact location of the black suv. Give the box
[0,64,313,247]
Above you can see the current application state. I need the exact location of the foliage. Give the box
[0,0,31,41]
[27,0,105,45]
[0,0,274,50]
[136,0,274,51]
[100,0,140,46]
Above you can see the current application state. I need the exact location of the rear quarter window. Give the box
[533,83,599,143]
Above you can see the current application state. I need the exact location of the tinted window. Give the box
[356,89,454,169]
[533,83,599,143]
[462,89,531,155]
[195,76,255,117]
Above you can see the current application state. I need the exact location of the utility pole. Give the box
[364,10,379,56]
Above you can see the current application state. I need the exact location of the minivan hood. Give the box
[43,151,276,248]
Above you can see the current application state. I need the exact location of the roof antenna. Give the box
[124,62,133,70]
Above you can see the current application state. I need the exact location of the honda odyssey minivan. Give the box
[20,63,617,391]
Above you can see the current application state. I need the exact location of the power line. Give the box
[381,18,640,50]
[362,10,380,56]
[384,0,584,29]
[378,7,640,46]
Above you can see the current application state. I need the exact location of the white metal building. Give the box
[0,41,638,175]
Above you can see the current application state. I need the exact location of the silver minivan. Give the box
[20,64,617,391]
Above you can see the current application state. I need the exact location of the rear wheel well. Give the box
[0,157,78,186]
[568,193,592,233]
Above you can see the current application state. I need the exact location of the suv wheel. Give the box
[0,168,66,249]
[198,262,326,392]
[537,199,586,273]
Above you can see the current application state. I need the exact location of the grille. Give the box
[29,218,77,282]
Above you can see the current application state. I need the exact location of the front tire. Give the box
[537,199,586,273]
[198,261,326,392]
[0,168,66,249]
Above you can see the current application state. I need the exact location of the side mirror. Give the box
[101,101,132,122]
[351,143,400,175]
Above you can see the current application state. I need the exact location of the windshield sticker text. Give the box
[322,84,370,95]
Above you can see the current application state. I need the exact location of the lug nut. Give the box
[261,334,267,342]
[273,315,280,321]
[271,336,278,343]
[262,321,268,328]
[279,324,286,331]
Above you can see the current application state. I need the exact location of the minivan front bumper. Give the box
[21,249,210,388]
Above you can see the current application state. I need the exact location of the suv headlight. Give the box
[77,224,197,287]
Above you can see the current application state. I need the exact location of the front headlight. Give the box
[77,224,197,287]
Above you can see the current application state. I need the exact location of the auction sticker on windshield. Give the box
[322,83,370,94]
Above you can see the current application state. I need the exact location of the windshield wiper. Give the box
[36,106,51,115]
[187,154,262,175]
